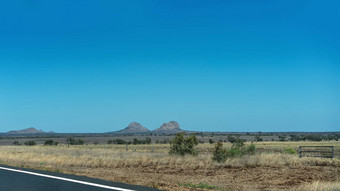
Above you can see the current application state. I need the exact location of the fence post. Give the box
[299,146,302,158]
[126,144,128,151]
[332,146,334,158]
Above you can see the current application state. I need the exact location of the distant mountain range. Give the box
[111,121,185,135]
[2,121,186,135]
[1,125,338,136]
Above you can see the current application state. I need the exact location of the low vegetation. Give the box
[13,141,21,145]
[290,134,340,142]
[297,181,340,191]
[212,139,255,163]
[284,147,297,154]
[24,140,36,146]
[107,139,129,145]
[66,137,84,145]
[44,140,58,146]
[107,138,152,145]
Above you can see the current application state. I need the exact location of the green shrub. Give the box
[67,137,84,145]
[212,142,227,163]
[13,141,21,145]
[247,143,256,155]
[44,140,58,146]
[132,138,152,145]
[169,133,198,156]
[227,135,236,143]
[107,139,130,145]
[24,141,36,146]
[255,134,263,142]
[232,138,245,148]
[284,147,296,154]
[279,136,286,141]
[212,139,256,163]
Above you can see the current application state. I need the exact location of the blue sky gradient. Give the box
[0,1,339,132]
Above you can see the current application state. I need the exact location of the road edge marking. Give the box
[0,166,135,191]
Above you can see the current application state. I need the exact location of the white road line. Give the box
[0,166,135,191]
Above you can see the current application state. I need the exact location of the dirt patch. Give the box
[61,165,339,191]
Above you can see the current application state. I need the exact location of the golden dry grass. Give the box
[297,181,340,191]
[0,142,339,191]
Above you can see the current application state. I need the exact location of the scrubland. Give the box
[0,141,339,191]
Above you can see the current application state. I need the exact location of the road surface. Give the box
[0,165,161,191]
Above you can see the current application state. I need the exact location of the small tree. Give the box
[13,141,21,145]
[255,134,263,142]
[279,136,286,142]
[77,139,84,145]
[146,138,152,144]
[44,140,54,145]
[67,137,84,145]
[227,135,236,143]
[212,142,227,163]
[209,139,215,144]
[169,133,198,156]
[212,140,256,163]
[133,138,139,145]
[24,141,36,146]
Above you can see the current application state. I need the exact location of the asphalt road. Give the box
[0,165,161,191]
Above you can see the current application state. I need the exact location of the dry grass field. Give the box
[0,141,339,191]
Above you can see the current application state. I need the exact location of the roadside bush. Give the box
[212,139,256,163]
[24,141,36,146]
[284,147,296,154]
[44,140,58,146]
[247,143,256,155]
[212,142,227,163]
[169,133,198,156]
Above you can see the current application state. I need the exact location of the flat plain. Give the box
[0,140,339,191]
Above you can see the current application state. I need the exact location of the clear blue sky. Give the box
[0,1,339,133]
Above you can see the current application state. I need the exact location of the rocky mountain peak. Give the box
[114,122,150,134]
[152,121,183,134]
[6,127,46,134]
